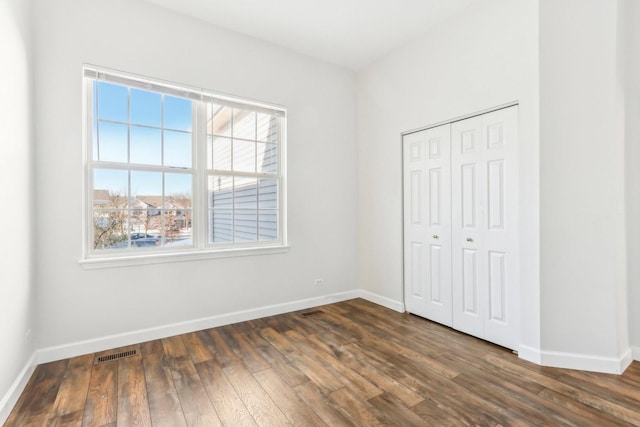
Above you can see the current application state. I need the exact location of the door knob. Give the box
[466,237,474,242]
[433,235,439,239]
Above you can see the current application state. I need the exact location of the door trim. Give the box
[401,101,519,138]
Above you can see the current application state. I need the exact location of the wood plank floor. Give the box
[5,298,640,426]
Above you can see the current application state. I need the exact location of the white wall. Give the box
[622,0,640,357]
[31,0,358,351]
[0,0,35,416]
[15,0,637,387]
[356,0,540,355]
[539,0,629,367]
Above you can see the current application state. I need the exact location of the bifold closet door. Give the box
[403,124,452,326]
[451,106,519,350]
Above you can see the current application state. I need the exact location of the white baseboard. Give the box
[518,344,542,365]
[350,292,637,374]
[35,288,404,365]
[0,352,37,425]
[36,290,360,364]
[11,288,636,424]
[536,347,633,374]
[621,348,634,372]
[357,289,405,313]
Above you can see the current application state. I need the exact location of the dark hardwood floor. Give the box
[5,298,640,426]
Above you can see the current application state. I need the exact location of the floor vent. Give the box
[96,349,137,364]
[301,310,323,317]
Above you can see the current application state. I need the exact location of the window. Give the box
[83,66,286,263]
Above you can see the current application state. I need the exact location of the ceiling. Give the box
[142,0,480,70]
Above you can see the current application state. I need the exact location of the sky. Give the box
[93,81,193,196]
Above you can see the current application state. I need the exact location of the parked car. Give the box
[130,233,154,240]
[131,237,161,247]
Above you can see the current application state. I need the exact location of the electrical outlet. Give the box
[314,278,324,286]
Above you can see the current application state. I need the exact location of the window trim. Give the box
[81,65,288,266]
[78,245,291,269]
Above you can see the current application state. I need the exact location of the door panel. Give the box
[410,170,422,224]
[404,131,428,312]
[429,136,443,159]
[410,242,424,297]
[489,251,506,322]
[461,129,478,154]
[488,160,505,230]
[429,168,442,226]
[462,249,478,314]
[403,124,452,327]
[451,106,519,350]
[481,107,519,349]
[452,116,485,338]
[461,164,477,229]
[430,245,442,303]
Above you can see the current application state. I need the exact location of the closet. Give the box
[403,105,519,350]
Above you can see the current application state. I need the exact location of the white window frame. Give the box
[80,66,288,269]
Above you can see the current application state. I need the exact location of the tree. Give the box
[93,192,127,249]
[164,211,179,242]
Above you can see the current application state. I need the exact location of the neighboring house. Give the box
[135,195,192,229]
[92,190,192,238]
[92,189,112,208]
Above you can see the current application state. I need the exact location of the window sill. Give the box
[79,245,291,270]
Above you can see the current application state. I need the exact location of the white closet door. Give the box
[481,107,519,349]
[451,115,485,339]
[451,106,519,350]
[403,124,452,326]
